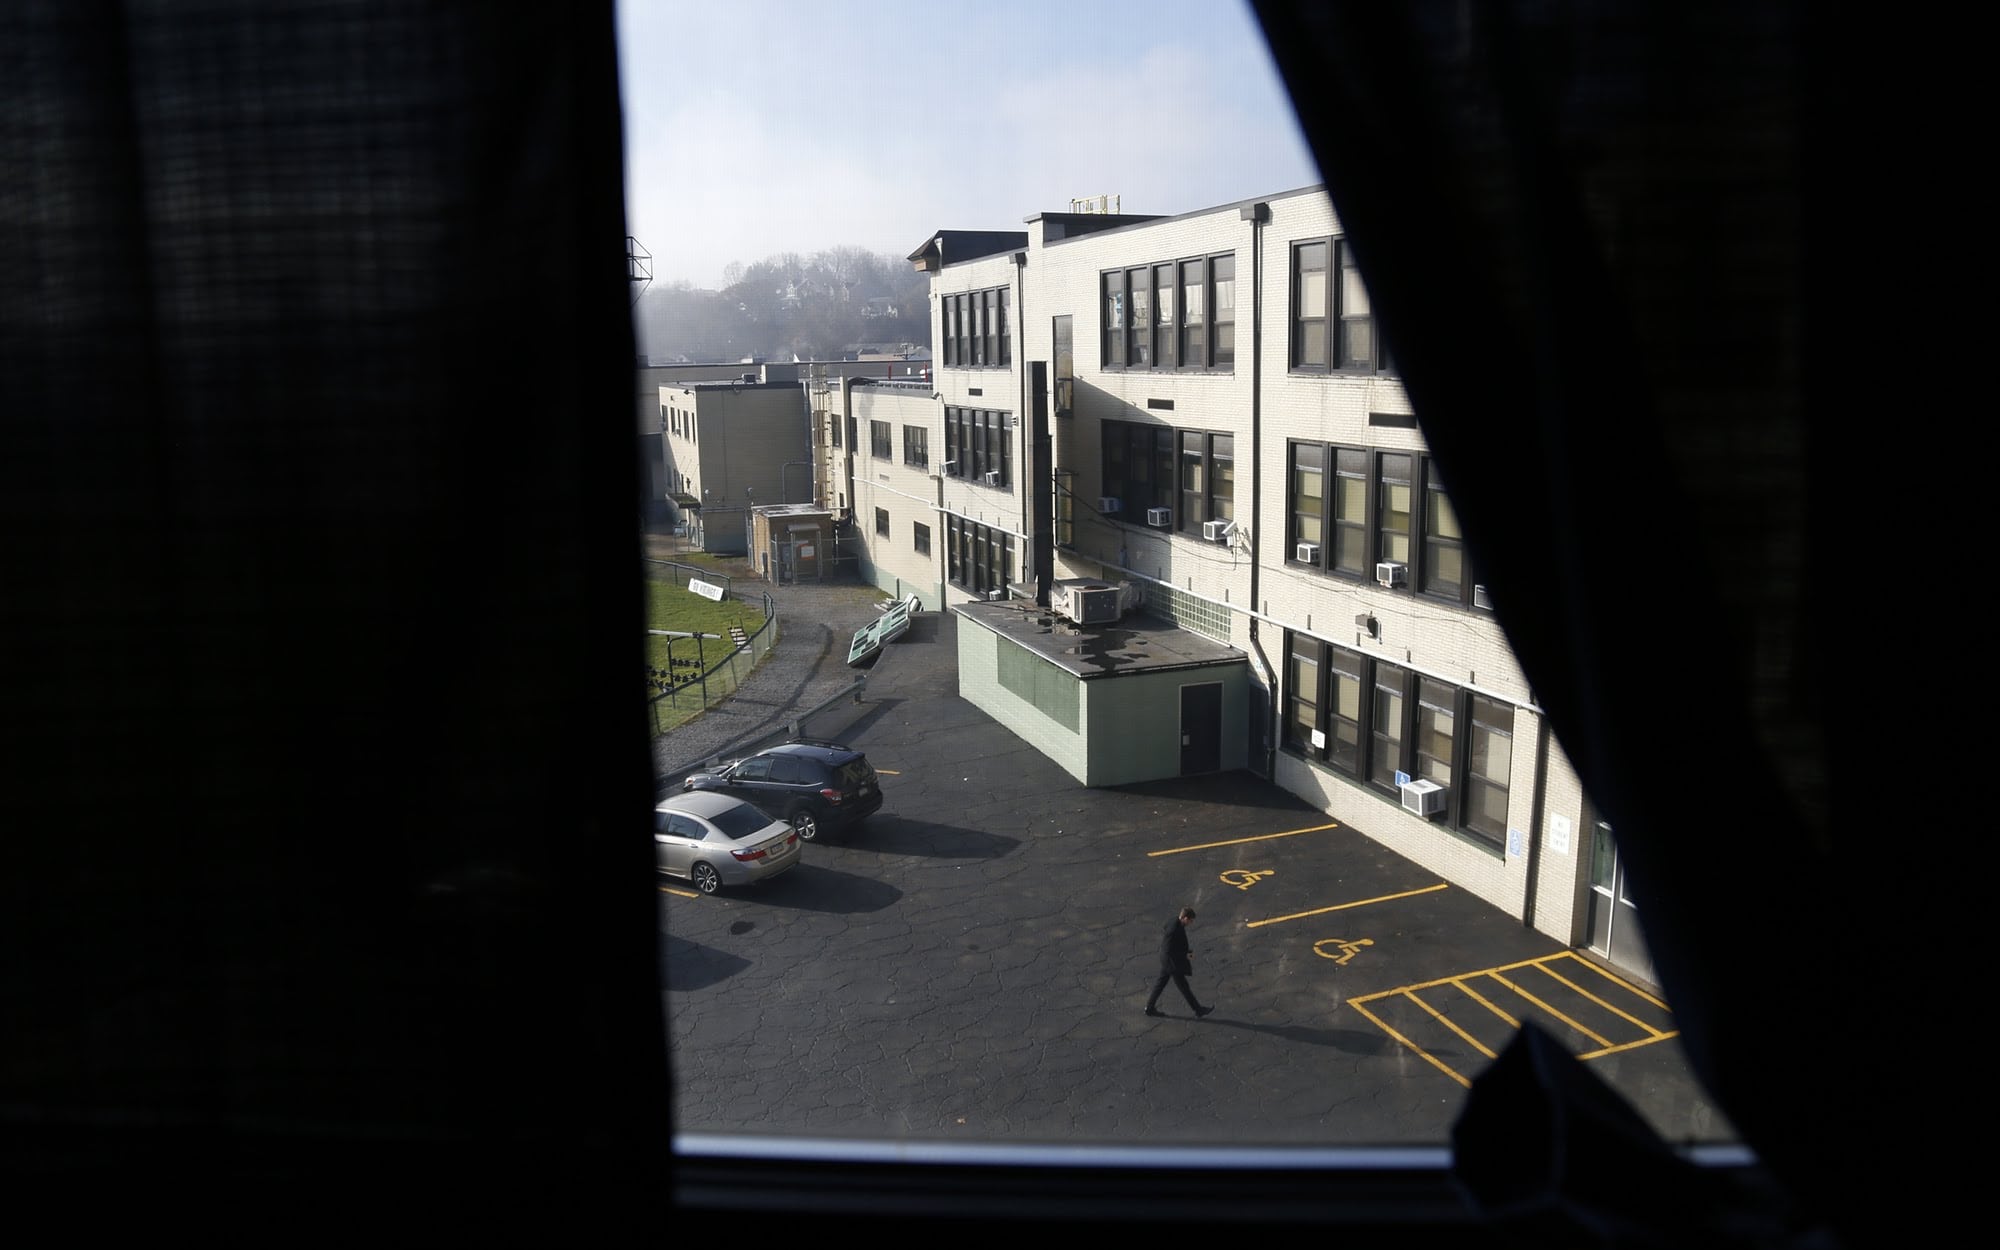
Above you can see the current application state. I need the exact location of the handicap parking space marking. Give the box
[1343,951,1680,1089]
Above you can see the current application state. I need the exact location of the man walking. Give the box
[1144,906,1214,1018]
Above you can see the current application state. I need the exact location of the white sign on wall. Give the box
[1550,814,1572,855]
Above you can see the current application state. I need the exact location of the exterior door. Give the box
[1179,682,1222,776]
[1586,810,1656,985]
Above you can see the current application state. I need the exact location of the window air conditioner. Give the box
[1146,507,1171,527]
[1399,778,1446,818]
[1098,496,1121,514]
[1295,541,1320,564]
[983,470,1001,486]
[1472,584,1493,610]
[1375,561,1408,588]
[1202,519,1232,542]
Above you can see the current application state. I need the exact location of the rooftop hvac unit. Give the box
[1146,507,1171,527]
[1098,496,1122,514]
[1203,520,1232,542]
[1399,778,1446,818]
[1296,541,1320,564]
[1050,578,1124,626]
[1375,561,1408,588]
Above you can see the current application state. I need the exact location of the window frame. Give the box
[944,406,1012,489]
[870,420,892,460]
[1282,631,1511,852]
[1098,253,1235,373]
[943,285,1012,370]
[1289,236,1393,375]
[902,424,928,471]
[874,506,889,537]
[1285,441,1489,610]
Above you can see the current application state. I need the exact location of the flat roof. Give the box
[953,600,1244,680]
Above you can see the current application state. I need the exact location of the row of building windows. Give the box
[941,286,1011,369]
[946,514,1012,596]
[1291,237,1391,375]
[662,404,699,442]
[1101,253,1235,371]
[871,508,934,560]
[1100,418,1234,535]
[944,406,1012,488]
[1288,443,1485,609]
[1285,633,1514,848]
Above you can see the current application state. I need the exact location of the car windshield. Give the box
[707,803,776,840]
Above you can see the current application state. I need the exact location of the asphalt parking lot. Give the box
[660,609,1732,1148]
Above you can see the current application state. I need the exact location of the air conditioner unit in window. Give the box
[1202,520,1233,542]
[1472,584,1493,610]
[979,470,999,486]
[1295,541,1320,564]
[1146,507,1171,527]
[1375,561,1408,588]
[1098,496,1121,515]
[1399,778,1446,818]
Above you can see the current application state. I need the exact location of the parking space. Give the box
[660,609,1729,1147]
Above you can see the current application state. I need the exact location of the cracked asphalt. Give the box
[656,572,1732,1150]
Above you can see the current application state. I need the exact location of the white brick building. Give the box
[820,189,1646,982]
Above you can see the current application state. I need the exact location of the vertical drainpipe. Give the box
[1241,201,1276,778]
[1522,711,1552,933]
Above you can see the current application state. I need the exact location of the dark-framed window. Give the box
[870,420,892,460]
[913,521,930,556]
[875,507,889,536]
[1284,633,1511,851]
[829,413,841,448]
[944,406,1011,487]
[902,425,928,470]
[1100,254,1235,372]
[946,514,1012,595]
[944,287,1011,369]
[1286,442,1488,609]
[1103,419,1232,532]
[1290,236,1392,373]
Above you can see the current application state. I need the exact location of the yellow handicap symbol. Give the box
[1312,937,1374,965]
[1219,869,1274,891]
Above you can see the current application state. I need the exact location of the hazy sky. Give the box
[616,0,1320,289]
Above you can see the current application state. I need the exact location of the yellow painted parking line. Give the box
[1486,971,1615,1049]
[1347,999,1472,1089]
[1147,821,1339,857]
[1544,950,1670,1011]
[1452,977,1518,1028]
[1245,882,1447,928]
[876,769,901,775]
[1410,990,1498,1061]
[1579,1031,1682,1061]
[658,885,699,899]
[1534,960,1671,1037]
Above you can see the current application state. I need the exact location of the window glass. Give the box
[1181,259,1205,367]
[1334,448,1368,575]
[1103,273,1125,367]
[1180,432,1206,533]
[1128,268,1150,366]
[1294,242,1327,368]
[1340,242,1374,368]
[1211,435,1234,523]
[710,803,776,839]
[1415,678,1455,787]
[1212,254,1235,367]
[1378,454,1412,565]
[1291,443,1324,553]
[1155,263,1176,367]
[1371,662,1406,789]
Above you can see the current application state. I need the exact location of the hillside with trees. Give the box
[635,245,930,364]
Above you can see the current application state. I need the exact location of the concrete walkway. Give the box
[645,528,898,791]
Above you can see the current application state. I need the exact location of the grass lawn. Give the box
[644,576,772,735]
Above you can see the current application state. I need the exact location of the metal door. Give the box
[1586,811,1656,984]
[1179,682,1222,776]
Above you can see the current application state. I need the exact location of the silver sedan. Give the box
[654,790,801,894]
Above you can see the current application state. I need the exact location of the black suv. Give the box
[682,740,882,842]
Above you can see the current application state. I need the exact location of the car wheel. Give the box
[691,863,721,894]
[789,807,820,841]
